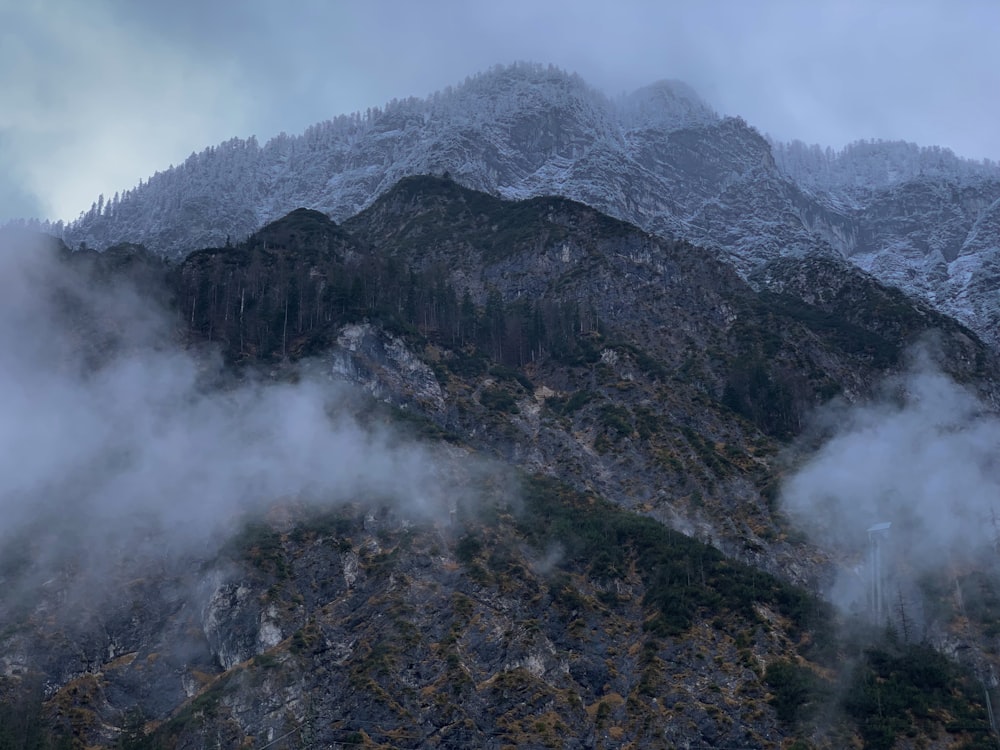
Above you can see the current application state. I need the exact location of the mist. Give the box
[781,348,1000,619]
[0,231,475,580]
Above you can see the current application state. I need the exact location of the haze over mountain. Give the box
[7,1,1000,225]
[6,61,1000,749]
[33,62,1000,353]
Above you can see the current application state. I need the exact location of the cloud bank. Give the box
[0,232,466,578]
[781,350,1000,617]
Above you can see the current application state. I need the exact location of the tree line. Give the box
[176,238,604,369]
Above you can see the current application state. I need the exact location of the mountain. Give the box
[5,178,1000,748]
[773,139,1000,346]
[53,62,1000,353]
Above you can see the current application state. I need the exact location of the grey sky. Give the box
[3,0,999,222]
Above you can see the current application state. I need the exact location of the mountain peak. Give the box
[620,79,718,130]
[245,206,353,254]
[447,62,614,129]
[281,207,335,223]
[462,61,590,91]
[255,207,337,236]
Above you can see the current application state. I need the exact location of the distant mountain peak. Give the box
[620,79,718,130]
[771,137,1000,192]
[462,61,591,89]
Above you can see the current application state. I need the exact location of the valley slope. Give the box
[3,179,1000,748]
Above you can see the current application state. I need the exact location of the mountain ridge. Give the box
[32,63,1000,353]
[4,174,1000,747]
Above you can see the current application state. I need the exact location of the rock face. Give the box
[779,147,1000,349]
[4,180,1000,749]
[57,63,1000,350]
[331,323,447,416]
[138,177,1000,583]
[0,498,817,749]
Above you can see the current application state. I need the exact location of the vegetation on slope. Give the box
[3,177,1000,748]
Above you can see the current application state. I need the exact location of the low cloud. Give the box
[0,232,471,581]
[781,349,1000,618]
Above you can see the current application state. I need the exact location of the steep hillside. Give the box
[168,177,998,566]
[774,141,1000,349]
[4,182,1000,749]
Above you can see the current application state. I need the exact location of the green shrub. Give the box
[479,387,519,414]
[765,660,827,725]
[455,534,483,564]
[597,404,632,439]
[517,475,829,637]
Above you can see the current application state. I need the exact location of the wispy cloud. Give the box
[0,230,473,586]
[781,347,1000,616]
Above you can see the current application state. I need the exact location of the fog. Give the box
[781,347,1000,620]
[0,232,474,579]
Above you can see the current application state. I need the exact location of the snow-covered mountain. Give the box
[771,138,1000,194]
[52,62,1000,349]
[772,140,1000,346]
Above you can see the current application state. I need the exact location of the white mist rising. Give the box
[0,232,470,578]
[781,351,1000,618]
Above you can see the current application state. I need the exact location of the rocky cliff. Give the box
[3,180,1000,748]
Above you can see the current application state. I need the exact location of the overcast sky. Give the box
[2,0,998,223]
